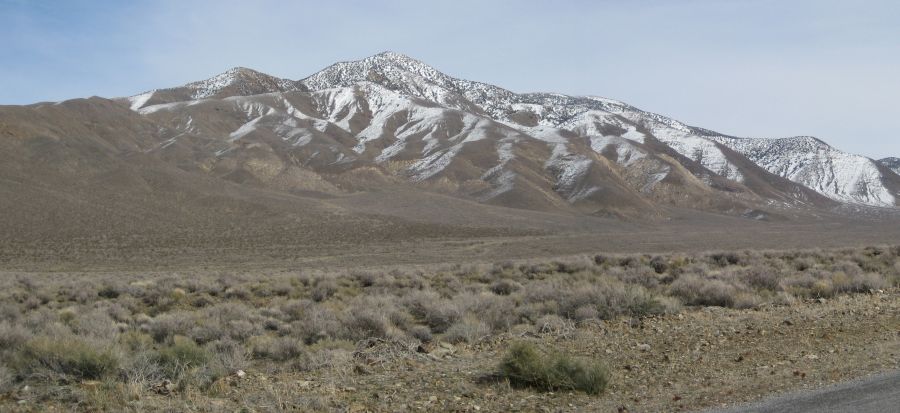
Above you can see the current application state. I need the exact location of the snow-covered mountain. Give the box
[118,52,895,212]
[878,157,900,175]
[293,52,897,207]
[705,136,898,206]
[127,67,305,110]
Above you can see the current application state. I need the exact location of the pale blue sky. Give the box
[1,0,898,158]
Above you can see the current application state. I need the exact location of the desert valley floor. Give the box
[1,208,899,412]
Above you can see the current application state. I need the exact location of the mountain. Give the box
[125,67,306,110]
[878,157,900,175]
[123,52,848,218]
[704,136,900,206]
[4,51,898,252]
[292,52,896,207]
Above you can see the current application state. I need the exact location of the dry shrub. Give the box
[401,291,460,333]
[290,305,343,345]
[443,316,491,344]
[300,340,355,372]
[526,278,668,320]
[533,315,574,336]
[250,336,304,362]
[708,252,741,267]
[738,265,781,291]
[835,272,887,293]
[70,309,119,340]
[670,275,739,307]
[159,336,210,374]
[311,279,337,302]
[609,266,661,289]
[571,305,599,323]
[490,279,521,296]
[121,351,164,392]
[553,257,594,274]
[733,292,764,309]
[407,325,433,343]
[649,256,668,274]
[206,339,249,374]
[145,312,194,342]
[454,292,517,331]
[344,310,391,342]
[0,321,32,350]
[0,366,15,395]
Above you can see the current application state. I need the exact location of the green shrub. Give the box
[14,336,119,381]
[159,336,210,373]
[498,342,609,395]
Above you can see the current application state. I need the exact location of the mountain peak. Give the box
[221,66,268,76]
[300,51,449,92]
[370,50,417,61]
[180,67,300,100]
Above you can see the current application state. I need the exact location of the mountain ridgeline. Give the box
[3,52,899,244]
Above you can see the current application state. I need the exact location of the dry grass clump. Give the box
[0,245,897,409]
[444,316,491,344]
[498,342,609,395]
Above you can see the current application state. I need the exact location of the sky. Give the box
[1,0,899,158]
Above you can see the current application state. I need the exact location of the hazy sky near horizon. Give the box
[1,0,898,158]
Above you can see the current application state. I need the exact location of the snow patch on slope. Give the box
[878,157,900,175]
[590,135,646,166]
[128,92,154,111]
[478,138,519,200]
[544,144,598,202]
[712,136,895,206]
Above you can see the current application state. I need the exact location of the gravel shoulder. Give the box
[703,369,900,413]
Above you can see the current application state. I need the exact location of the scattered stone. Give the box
[429,342,457,358]
[152,380,176,395]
